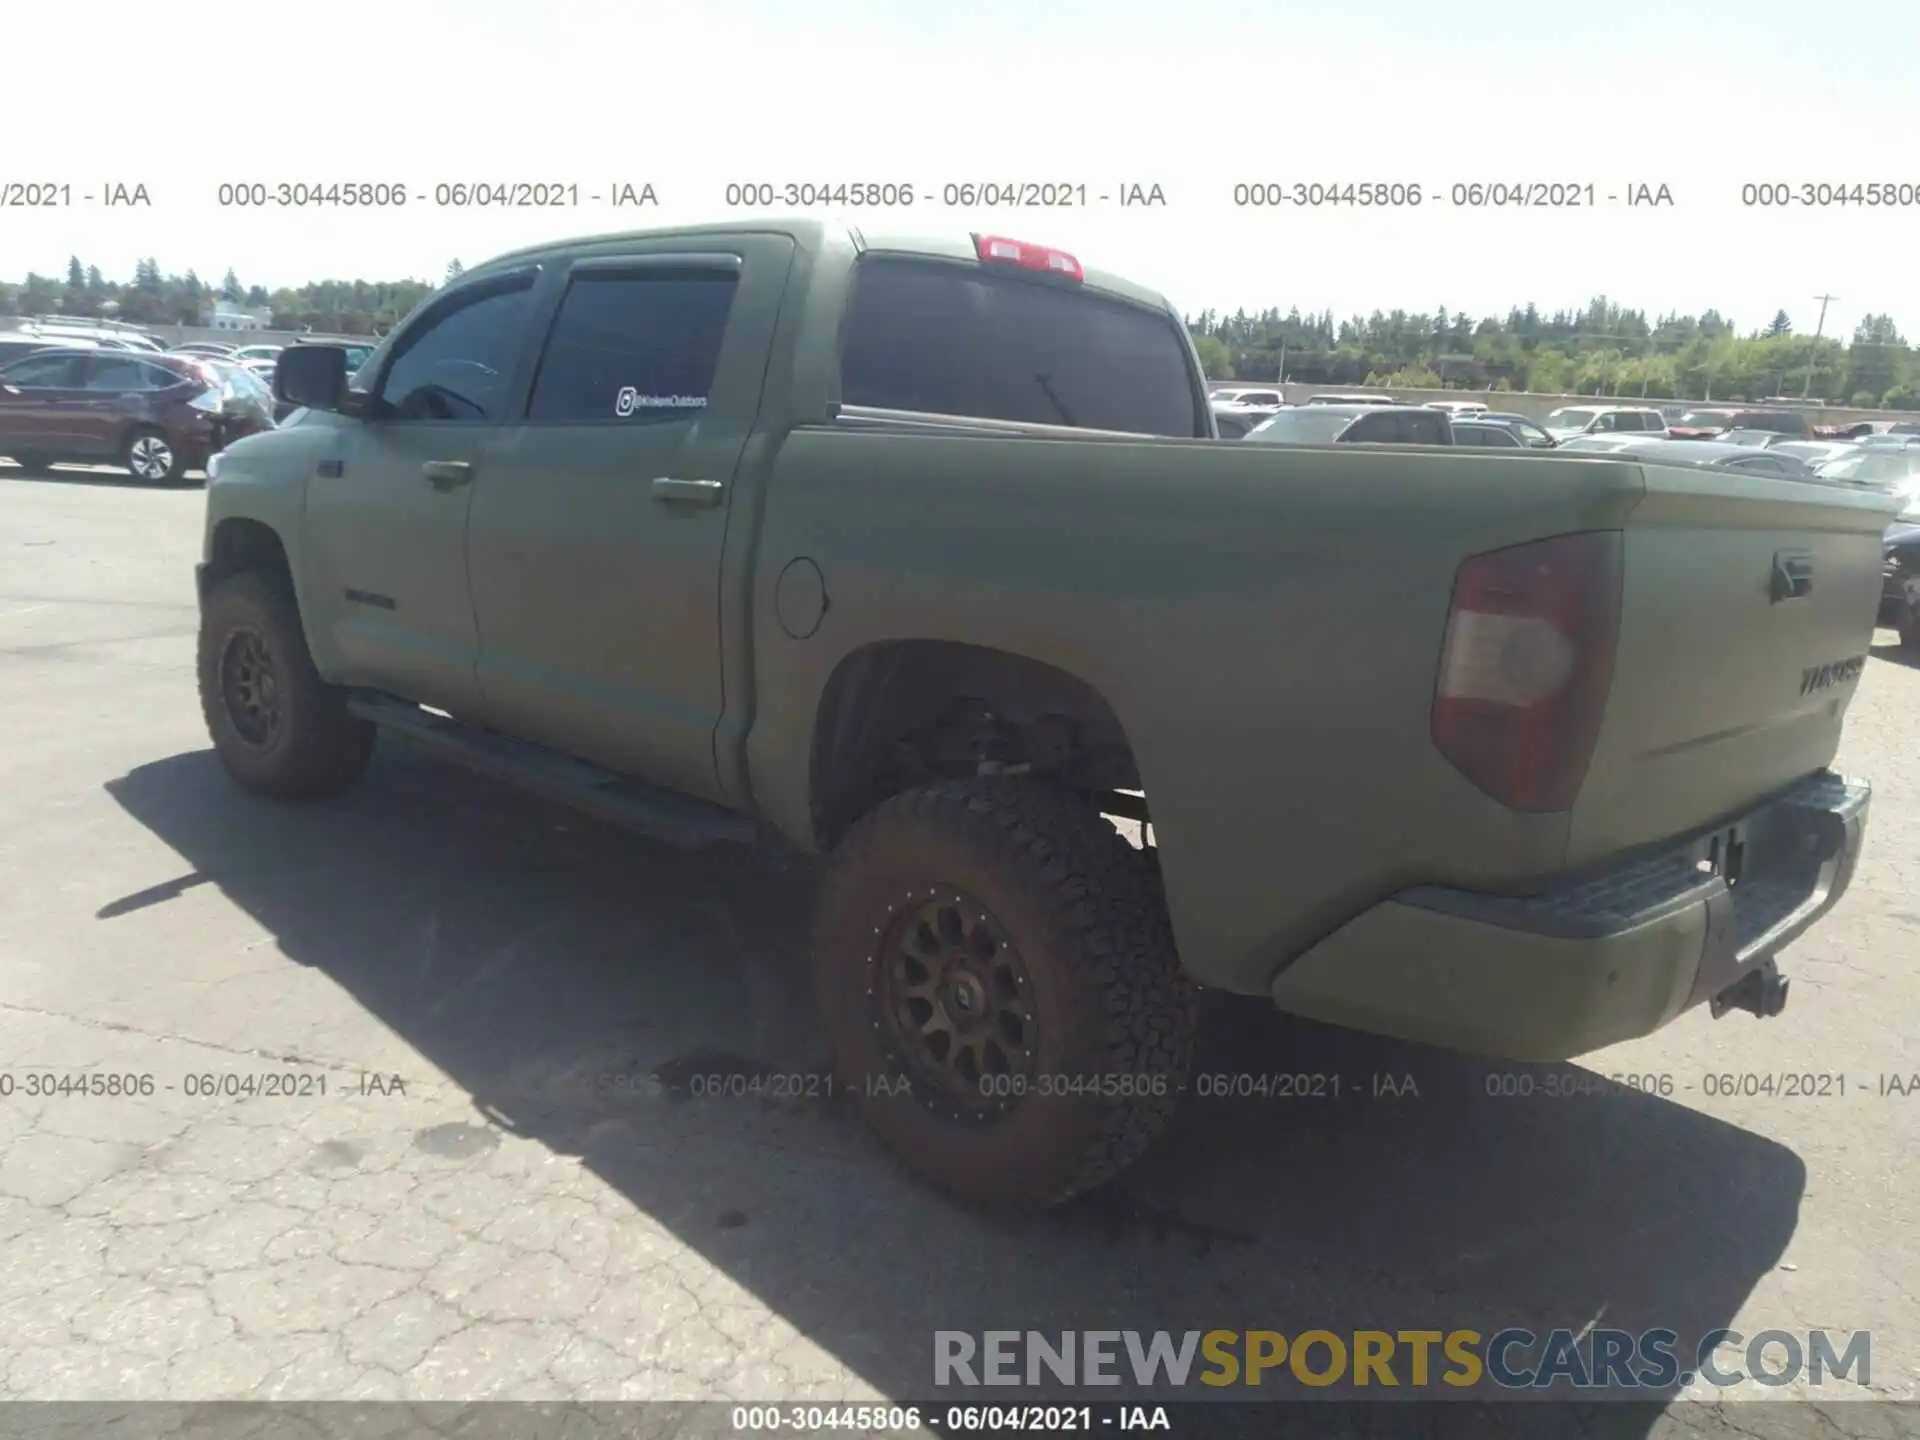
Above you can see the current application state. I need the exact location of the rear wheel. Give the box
[197,570,375,798]
[813,778,1198,1211]
[123,426,185,485]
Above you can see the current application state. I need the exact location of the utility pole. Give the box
[1804,294,1837,399]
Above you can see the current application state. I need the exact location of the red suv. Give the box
[0,349,269,484]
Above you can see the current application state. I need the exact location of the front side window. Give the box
[1,353,85,388]
[527,269,738,423]
[373,278,536,422]
[840,256,1202,437]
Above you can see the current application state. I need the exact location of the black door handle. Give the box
[651,477,724,508]
[1770,551,1814,603]
[422,460,474,491]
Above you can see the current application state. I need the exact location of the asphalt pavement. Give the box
[0,462,1915,1437]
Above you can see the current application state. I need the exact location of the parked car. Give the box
[1815,446,1920,490]
[173,342,240,358]
[1543,405,1669,441]
[13,318,165,352]
[0,335,94,367]
[1581,436,1816,478]
[1877,480,1920,646]
[1668,408,1811,441]
[201,359,277,432]
[1424,399,1487,416]
[0,348,269,482]
[204,219,1879,1211]
[1244,403,1452,445]
[1211,388,1284,408]
[1772,441,1860,469]
[1450,418,1525,447]
[1305,391,1398,405]
[1474,412,1558,448]
[1556,434,1647,453]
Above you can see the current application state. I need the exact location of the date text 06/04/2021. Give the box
[718,182,1167,208]
[207,181,660,208]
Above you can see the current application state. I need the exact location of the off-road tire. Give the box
[123,425,187,485]
[197,570,374,798]
[813,778,1198,1210]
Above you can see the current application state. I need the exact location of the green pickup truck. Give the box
[197,220,1882,1210]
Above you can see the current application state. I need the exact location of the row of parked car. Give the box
[0,318,376,484]
[1210,386,1920,650]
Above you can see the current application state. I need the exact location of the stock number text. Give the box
[218,182,408,208]
[1742,182,1920,207]
[725,182,915,208]
[1234,181,1422,207]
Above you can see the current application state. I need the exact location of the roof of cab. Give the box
[468,217,1179,316]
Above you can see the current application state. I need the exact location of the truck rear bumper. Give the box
[1267,770,1870,1061]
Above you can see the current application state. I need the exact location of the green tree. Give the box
[1191,334,1233,380]
[1766,309,1792,337]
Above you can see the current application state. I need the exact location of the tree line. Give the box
[5,259,1916,409]
[1188,299,1920,409]
[0,257,463,339]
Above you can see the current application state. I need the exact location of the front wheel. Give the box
[197,570,375,798]
[123,426,186,485]
[813,778,1198,1210]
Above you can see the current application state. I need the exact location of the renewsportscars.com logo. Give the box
[934,1328,1871,1391]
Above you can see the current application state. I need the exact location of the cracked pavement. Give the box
[0,465,1915,1436]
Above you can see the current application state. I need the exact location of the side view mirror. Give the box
[275,345,348,413]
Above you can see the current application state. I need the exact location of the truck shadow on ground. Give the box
[104,744,1807,1425]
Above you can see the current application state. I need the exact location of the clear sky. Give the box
[5,0,1917,336]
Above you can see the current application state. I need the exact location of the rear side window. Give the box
[1341,409,1451,444]
[84,355,173,391]
[527,270,737,423]
[839,256,1202,437]
[1456,423,1520,446]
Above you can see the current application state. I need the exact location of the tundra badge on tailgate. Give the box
[1800,656,1865,696]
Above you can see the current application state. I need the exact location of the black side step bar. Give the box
[346,690,758,852]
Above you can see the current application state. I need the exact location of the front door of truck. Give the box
[465,236,795,806]
[301,268,544,718]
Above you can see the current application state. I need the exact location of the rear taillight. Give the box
[1431,530,1623,812]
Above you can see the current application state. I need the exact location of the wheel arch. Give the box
[806,638,1147,851]
[200,516,294,599]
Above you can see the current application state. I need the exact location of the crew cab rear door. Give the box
[465,235,796,805]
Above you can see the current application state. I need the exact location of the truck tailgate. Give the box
[1567,464,1892,862]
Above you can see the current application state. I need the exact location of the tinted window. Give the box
[1455,422,1521,446]
[84,355,174,391]
[1341,410,1450,444]
[1726,455,1789,475]
[840,256,1201,437]
[1238,391,1282,406]
[1,353,85,388]
[1245,409,1356,444]
[374,278,535,422]
[527,270,737,423]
